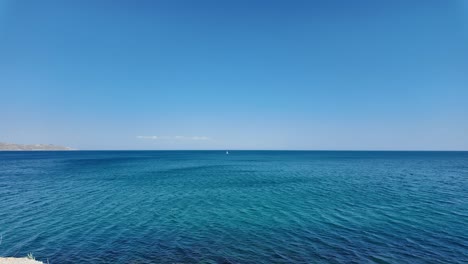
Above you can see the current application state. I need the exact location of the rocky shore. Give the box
[0,257,44,264]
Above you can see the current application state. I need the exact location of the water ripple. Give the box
[0,151,467,263]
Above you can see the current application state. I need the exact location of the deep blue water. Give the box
[0,151,467,263]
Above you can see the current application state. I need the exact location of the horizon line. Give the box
[2,149,467,152]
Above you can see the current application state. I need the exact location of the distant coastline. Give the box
[0,142,74,151]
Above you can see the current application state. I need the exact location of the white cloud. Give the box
[137,136,159,140]
[136,135,210,141]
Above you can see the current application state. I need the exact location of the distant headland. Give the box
[0,142,74,151]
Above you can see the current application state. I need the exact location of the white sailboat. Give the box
[226,151,229,155]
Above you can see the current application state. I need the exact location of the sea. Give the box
[0,151,467,263]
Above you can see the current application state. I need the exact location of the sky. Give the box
[0,0,467,150]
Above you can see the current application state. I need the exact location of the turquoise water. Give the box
[0,151,467,263]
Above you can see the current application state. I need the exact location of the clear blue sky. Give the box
[1,0,467,150]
